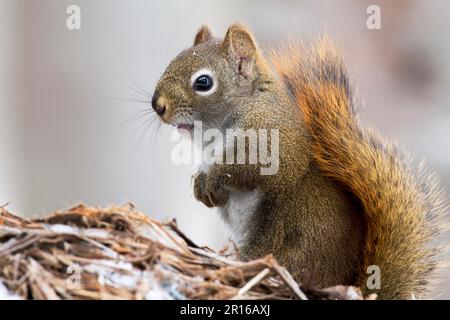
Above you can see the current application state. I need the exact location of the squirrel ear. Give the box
[194,25,213,46]
[221,23,257,78]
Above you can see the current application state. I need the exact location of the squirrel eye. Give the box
[193,75,213,92]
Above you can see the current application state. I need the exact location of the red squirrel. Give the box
[151,23,448,299]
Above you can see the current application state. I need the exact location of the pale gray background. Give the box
[1,0,449,298]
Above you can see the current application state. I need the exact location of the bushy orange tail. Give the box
[270,38,448,299]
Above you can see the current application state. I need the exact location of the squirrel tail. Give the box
[270,37,448,299]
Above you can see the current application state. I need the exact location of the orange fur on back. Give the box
[270,38,448,299]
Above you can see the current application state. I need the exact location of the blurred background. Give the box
[1,0,449,297]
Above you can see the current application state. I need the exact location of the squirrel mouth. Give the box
[176,123,194,131]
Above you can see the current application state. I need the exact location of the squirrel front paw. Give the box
[193,172,230,208]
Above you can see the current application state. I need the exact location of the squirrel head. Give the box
[152,23,272,130]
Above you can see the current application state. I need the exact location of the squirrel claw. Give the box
[193,172,229,208]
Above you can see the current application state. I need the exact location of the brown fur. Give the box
[153,24,448,299]
[194,25,213,46]
[270,37,448,299]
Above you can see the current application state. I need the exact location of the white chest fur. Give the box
[192,138,262,245]
[220,188,262,245]
[194,162,262,245]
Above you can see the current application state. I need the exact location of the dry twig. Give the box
[0,204,368,300]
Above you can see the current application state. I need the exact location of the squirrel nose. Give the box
[152,93,166,116]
